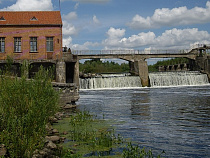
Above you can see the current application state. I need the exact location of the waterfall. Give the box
[149,71,209,87]
[79,76,142,89]
[80,71,209,89]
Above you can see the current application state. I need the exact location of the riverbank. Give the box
[52,108,165,158]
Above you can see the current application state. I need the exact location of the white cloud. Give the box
[106,27,125,39]
[128,1,210,29]
[70,41,100,50]
[63,36,72,47]
[63,36,73,47]
[1,0,53,11]
[102,27,126,48]
[155,28,210,49]
[63,12,77,21]
[93,15,100,25]
[74,3,79,9]
[102,27,210,50]
[62,21,79,36]
[72,0,110,3]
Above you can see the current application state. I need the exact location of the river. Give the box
[77,85,210,157]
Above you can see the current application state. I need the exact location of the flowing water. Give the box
[77,71,210,157]
[80,71,209,89]
[149,71,209,87]
[78,86,210,157]
[80,76,142,89]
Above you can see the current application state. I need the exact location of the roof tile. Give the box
[0,11,62,25]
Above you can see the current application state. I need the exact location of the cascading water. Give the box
[79,76,142,89]
[80,71,209,89]
[149,71,209,87]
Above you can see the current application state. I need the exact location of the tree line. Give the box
[79,59,130,73]
[79,58,189,73]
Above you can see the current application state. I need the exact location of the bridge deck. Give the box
[72,49,198,61]
[72,49,189,55]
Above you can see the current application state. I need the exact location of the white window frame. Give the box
[14,37,22,52]
[46,37,54,52]
[30,37,38,52]
[0,37,5,53]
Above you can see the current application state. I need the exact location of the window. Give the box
[46,37,54,52]
[0,16,5,21]
[14,37,21,52]
[0,37,5,53]
[30,37,37,52]
[30,16,38,21]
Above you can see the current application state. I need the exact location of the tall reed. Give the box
[0,63,59,157]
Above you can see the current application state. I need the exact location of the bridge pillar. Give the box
[130,61,140,75]
[134,60,149,87]
[56,61,66,83]
[74,60,80,86]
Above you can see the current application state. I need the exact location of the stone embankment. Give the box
[32,112,67,158]
[52,82,79,106]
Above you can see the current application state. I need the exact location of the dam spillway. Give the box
[79,71,209,89]
[79,75,142,89]
[149,71,209,87]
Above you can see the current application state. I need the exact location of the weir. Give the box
[79,71,209,89]
[149,71,209,87]
[80,76,142,89]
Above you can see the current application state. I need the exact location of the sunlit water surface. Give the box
[77,85,210,158]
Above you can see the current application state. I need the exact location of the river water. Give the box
[77,85,210,157]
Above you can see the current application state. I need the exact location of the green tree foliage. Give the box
[0,65,59,157]
[79,59,130,74]
[80,58,189,73]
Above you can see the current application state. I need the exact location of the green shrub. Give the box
[0,66,59,157]
[123,142,165,158]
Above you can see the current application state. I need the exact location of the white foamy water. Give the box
[149,71,209,87]
[80,71,209,89]
[80,76,142,89]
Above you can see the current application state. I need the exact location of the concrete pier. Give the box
[133,60,149,87]
[56,61,66,83]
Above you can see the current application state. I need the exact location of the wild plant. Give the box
[66,111,123,157]
[123,142,165,158]
[0,63,59,157]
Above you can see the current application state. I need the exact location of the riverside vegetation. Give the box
[0,59,59,157]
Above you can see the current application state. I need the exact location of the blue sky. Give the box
[1,0,210,52]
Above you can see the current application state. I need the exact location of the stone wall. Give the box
[52,82,79,106]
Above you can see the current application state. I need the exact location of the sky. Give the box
[1,0,210,52]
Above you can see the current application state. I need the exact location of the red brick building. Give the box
[0,11,62,60]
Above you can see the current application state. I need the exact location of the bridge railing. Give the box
[72,49,189,55]
[191,44,210,49]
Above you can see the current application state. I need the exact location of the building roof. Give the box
[0,11,62,26]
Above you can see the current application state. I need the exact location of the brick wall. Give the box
[0,26,62,60]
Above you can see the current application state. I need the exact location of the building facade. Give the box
[0,11,62,60]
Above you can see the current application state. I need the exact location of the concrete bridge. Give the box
[64,46,209,87]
